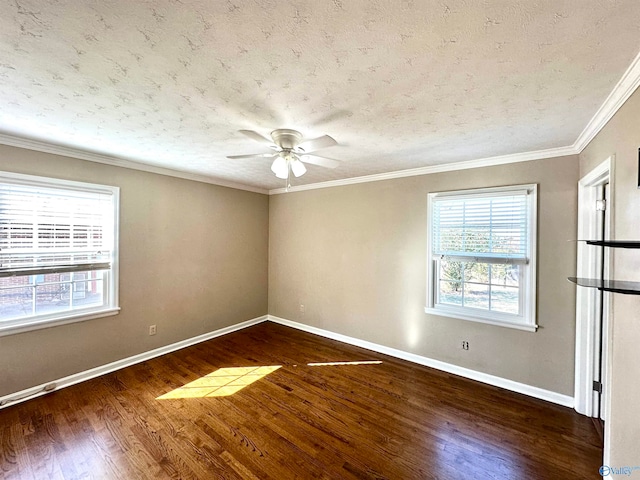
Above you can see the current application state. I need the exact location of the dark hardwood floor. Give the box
[0,322,602,479]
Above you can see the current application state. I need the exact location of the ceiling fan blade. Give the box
[239,130,275,146]
[300,154,340,169]
[297,135,338,153]
[227,153,276,160]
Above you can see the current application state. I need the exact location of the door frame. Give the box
[574,156,614,419]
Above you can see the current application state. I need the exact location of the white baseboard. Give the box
[267,315,574,408]
[0,315,268,409]
[1,314,574,411]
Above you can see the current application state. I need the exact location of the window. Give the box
[0,172,119,336]
[426,185,537,331]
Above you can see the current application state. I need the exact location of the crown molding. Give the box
[573,50,640,152]
[270,49,640,195]
[268,144,578,195]
[0,133,269,195]
[269,48,640,196]
[0,130,577,197]
[2,49,639,196]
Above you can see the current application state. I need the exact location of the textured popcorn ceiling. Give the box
[1,1,640,190]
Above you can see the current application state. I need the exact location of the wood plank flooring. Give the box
[0,322,603,479]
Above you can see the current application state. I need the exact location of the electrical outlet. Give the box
[462,341,469,350]
[149,325,157,336]
[299,304,305,313]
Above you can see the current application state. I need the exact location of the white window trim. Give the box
[425,184,538,332]
[0,171,120,337]
[0,307,121,337]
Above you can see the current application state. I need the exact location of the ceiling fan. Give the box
[227,129,340,189]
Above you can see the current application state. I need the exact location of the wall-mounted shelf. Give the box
[568,277,640,295]
[569,240,640,295]
[579,240,640,249]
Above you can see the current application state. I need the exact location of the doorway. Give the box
[574,157,613,441]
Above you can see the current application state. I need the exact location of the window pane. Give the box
[72,271,88,300]
[490,286,519,314]
[464,283,489,310]
[38,273,71,284]
[0,285,34,319]
[35,283,71,315]
[438,260,521,314]
[465,262,489,284]
[72,276,104,308]
[440,259,464,286]
[0,271,107,320]
[439,280,462,306]
[491,264,519,287]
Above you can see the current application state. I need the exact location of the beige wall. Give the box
[580,89,640,465]
[4,87,637,460]
[269,156,579,395]
[0,144,269,396]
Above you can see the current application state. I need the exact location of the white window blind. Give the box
[0,182,114,278]
[0,172,119,336]
[432,191,529,264]
[426,184,537,332]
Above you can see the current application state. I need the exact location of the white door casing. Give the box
[574,156,613,420]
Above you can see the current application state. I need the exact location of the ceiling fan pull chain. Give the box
[286,161,291,192]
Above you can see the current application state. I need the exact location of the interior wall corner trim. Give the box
[0,315,268,410]
[267,315,574,409]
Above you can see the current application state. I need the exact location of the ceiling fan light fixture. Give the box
[232,129,341,187]
[290,157,307,177]
[271,156,288,179]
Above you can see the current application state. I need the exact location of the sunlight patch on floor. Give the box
[157,366,281,399]
[307,361,383,367]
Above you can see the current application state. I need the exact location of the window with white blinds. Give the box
[432,191,528,263]
[0,172,119,336]
[426,185,537,331]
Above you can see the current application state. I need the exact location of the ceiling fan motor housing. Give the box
[271,129,303,150]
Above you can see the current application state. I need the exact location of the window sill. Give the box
[0,307,121,337]
[424,307,538,332]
